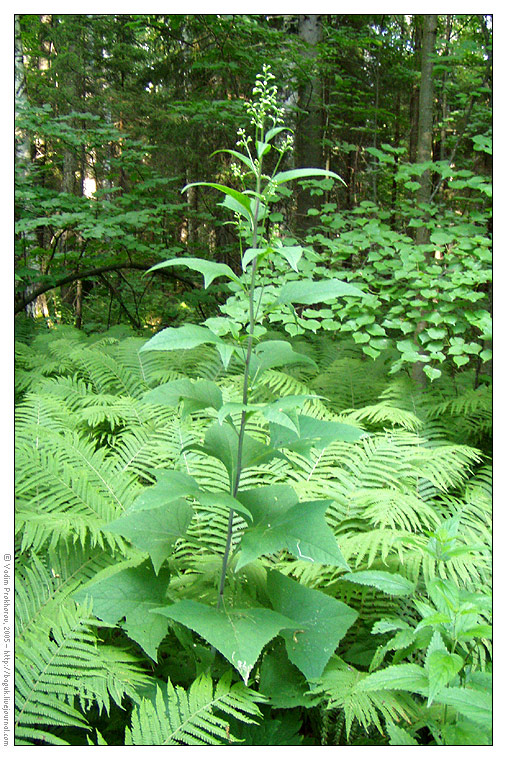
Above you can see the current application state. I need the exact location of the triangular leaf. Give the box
[250,340,318,376]
[259,641,320,708]
[187,422,287,488]
[182,182,253,216]
[267,571,358,680]
[269,414,366,457]
[129,469,253,522]
[275,245,304,272]
[144,378,223,414]
[129,471,201,512]
[235,485,350,571]
[152,600,295,684]
[106,500,193,573]
[74,564,170,660]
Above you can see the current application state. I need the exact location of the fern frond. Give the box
[15,599,152,744]
[310,356,388,412]
[310,658,415,741]
[15,546,119,640]
[70,346,147,398]
[16,430,140,550]
[343,403,424,432]
[126,672,264,745]
[15,392,78,441]
[15,602,101,743]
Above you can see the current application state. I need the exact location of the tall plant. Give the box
[77,65,367,686]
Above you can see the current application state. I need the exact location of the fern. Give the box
[15,599,150,745]
[15,550,153,745]
[14,325,491,744]
[16,429,140,551]
[126,672,264,745]
[310,657,416,741]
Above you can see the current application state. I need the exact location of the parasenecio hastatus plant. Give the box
[77,65,368,687]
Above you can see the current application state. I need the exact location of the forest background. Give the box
[10,8,495,748]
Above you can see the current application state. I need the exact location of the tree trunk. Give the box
[14,15,31,166]
[295,14,323,235]
[412,14,438,387]
[408,17,422,164]
[415,14,438,246]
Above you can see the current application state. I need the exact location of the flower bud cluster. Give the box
[245,64,285,131]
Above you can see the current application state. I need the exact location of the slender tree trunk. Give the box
[439,16,453,163]
[295,14,323,234]
[412,14,438,387]
[408,17,422,164]
[16,14,51,318]
[14,15,30,166]
[415,14,438,247]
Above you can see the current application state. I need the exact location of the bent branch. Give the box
[15,262,195,314]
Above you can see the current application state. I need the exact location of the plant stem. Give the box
[217,159,264,610]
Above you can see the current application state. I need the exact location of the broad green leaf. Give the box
[242,246,271,271]
[265,126,288,143]
[277,278,365,305]
[217,402,259,426]
[342,570,416,597]
[106,499,193,573]
[267,571,358,680]
[357,664,429,695]
[427,327,447,339]
[216,342,236,370]
[129,471,201,512]
[235,485,350,571]
[434,686,492,728]
[182,182,252,217]
[196,491,253,523]
[146,257,242,289]
[272,168,345,186]
[430,231,454,246]
[129,469,253,522]
[219,192,255,222]
[261,406,299,434]
[140,324,224,353]
[427,650,463,706]
[269,414,366,457]
[144,378,223,414]
[259,641,321,708]
[423,365,442,381]
[152,600,295,684]
[187,422,287,489]
[250,340,318,376]
[256,140,270,158]
[275,245,304,272]
[219,395,321,431]
[211,148,256,173]
[74,564,171,660]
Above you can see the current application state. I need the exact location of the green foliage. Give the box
[15,56,491,746]
[126,673,264,745]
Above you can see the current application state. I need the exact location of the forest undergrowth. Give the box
[14,318,492,746]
